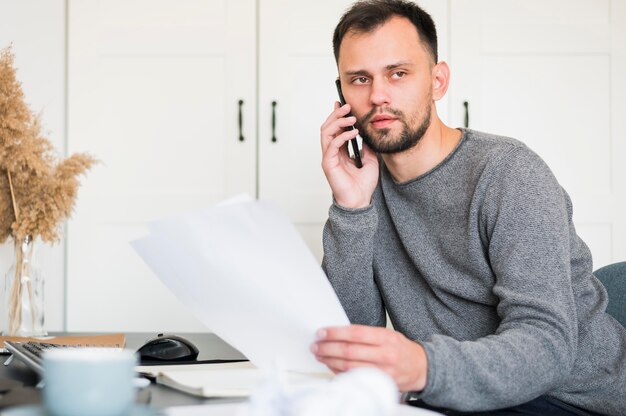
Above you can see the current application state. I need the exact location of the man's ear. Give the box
[432,61,450,101]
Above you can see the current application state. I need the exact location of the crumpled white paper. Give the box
[244,367,399,416]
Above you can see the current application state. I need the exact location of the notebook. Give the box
[137,361,332,398]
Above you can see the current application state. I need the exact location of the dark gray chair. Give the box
[594,261,626,328]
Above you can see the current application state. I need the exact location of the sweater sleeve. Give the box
[419,146,579,410]
[321,201,386,327]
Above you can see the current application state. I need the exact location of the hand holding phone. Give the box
[335,79,363,168]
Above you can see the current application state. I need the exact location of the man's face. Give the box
[337,17,435,154]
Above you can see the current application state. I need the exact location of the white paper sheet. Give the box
[131,196,349,373]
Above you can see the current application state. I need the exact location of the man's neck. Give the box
[381,118,462,183]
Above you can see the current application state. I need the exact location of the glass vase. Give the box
[3,236,46,336]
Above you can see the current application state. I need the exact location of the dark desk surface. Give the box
[0,332,248,410]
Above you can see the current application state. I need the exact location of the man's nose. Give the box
[369,78,391,107]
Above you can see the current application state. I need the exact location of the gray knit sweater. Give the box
[322,129,626,414]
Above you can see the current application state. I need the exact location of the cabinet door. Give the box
[257,0,353,261]
[448,0,626,267]
[66,0,256,331]
[257,0,448,261]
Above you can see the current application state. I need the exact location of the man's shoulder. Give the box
[463,128,526,153]
[461,128,542,169]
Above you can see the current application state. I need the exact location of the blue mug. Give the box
[43,348,137,416]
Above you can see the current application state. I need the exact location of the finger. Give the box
[320,103,353,134]
[313,340,386,364]
[315,356,379,373]
[323,128,360,160]
[328,102,352,123]
[330,137,351,165]
[336,115,357,129]
[321,120,357,157]
[321,116,358,153]
[327,366,342,374]
[317,325,390,345]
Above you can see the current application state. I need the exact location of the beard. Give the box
[355,104,431,154]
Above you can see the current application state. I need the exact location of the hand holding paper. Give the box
[132,196,349,373]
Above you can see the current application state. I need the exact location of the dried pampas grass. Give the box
[1,45,96,335]
[0,45,96,244]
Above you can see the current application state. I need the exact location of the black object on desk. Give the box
[136,333,249,366]
[137,334,200,363]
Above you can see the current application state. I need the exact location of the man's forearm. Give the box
[322,202,384,326]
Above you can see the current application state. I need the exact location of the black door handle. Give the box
[238,99,244,142]
[463,101,469,128]
[271,101,277,142]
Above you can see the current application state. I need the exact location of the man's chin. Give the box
[363,132,423,154]
[363,139,406,154]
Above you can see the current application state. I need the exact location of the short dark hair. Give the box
[332,0,438,64]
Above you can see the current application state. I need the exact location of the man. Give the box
[312,1,626,415]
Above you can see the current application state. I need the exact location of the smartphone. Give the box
[335,79,363,168]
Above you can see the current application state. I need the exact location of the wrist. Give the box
[333,195,371,210]
[410,342,428,392]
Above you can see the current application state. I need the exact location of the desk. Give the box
[0,334,441,416]
[0,333,247,411]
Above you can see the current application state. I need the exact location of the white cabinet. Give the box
[447,0,626,268]
[67,0,257,331]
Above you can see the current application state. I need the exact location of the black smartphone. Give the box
[335,79,363,168]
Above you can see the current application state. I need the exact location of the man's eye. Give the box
[352,77,369,85]
[391,71,406,79]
